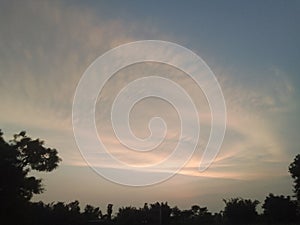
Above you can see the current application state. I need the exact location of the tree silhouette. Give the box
[116,206,143,225]
[0,130,61,224]
[148,202,171,225]
[191,205,201,217]
[107,203,113,220]
[262,193,297,223]
[223,198,259,224]
[83,204,102,221]
[191,205,214,225]
[2,129,300,225]
[289,154,300,202]
[170,206,182,224]
[142,203,150,224]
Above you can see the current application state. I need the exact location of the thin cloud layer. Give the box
[0,0,298,208]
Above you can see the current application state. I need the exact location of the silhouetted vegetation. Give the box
[0,130,300,225]
[223,198,259,224]
[262,194,297,223]
[289,154,300,203]
[0,130,61,224]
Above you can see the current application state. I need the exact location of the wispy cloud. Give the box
[0,1,296,183]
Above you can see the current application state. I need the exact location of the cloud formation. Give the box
[0,1,296,185]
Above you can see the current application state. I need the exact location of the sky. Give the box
[1,0,300,213]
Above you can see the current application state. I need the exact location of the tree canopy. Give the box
[262,193,297,222]
[223,198,259,224]
[0,130,61,224]
[289,154,300,201]
[1,129,300,225]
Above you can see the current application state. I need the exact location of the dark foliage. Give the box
[223,198,259,224]
[1,129,300,225]
[0,130,61,224]
[289,154,300,202]
[262,194,298,223]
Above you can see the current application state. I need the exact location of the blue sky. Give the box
[0,0,300,212]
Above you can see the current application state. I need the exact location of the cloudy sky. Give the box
[1,0,300,212]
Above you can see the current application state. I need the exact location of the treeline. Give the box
[1,130,300,225]
[18,195,299,225]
